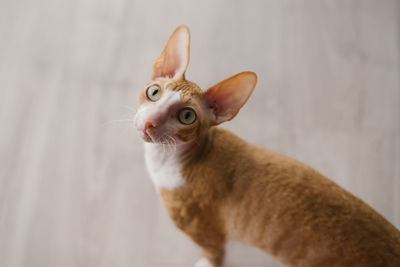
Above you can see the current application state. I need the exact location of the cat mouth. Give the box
[141,129,154,142]
[143,129,150,138]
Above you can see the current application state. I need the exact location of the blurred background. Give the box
[0,0,399,266]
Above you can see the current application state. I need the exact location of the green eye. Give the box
[146,85,161,101]
[178,108,196,125]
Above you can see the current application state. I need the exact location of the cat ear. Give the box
[204,71,257,125]
[152,25,190,80]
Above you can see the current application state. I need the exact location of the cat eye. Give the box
[146,85,161,101]
[178,108,196,125]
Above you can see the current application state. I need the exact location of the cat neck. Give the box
[143,132,212,190]
[144,142,192,160]
[144,132,210,161]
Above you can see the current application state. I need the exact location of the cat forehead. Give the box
[168,80,203,99]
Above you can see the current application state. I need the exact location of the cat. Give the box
[134,25,400,267]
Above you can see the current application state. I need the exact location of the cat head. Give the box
[135,25,257,145]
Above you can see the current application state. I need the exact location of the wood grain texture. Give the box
[0,0,398,266]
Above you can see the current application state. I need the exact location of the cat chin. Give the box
[142,136,153,143]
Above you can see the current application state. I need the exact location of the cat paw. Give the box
[194,257,213,267]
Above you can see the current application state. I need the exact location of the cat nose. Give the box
[144,120,156,130]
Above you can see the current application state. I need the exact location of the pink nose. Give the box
[144,120,156,130]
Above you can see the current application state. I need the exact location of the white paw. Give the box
[194,257,213,267]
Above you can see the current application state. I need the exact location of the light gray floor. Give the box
[0,0,399,266]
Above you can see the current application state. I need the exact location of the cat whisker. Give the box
[164,135,177,154]
[102,118,136,127]
[156,136,167,155]
[162,137,169,155]
[119,104,137,115]
[164,140,173,154]
[117,104,139,128]
[156,135,177,155]
[133,113,140,129]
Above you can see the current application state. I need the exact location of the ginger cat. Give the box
[134,25,400,267]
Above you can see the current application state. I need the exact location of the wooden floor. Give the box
[0,0,399,266]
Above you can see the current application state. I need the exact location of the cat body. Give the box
[135,25,400,267]
[150,127,400,266]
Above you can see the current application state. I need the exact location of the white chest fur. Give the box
[144,143,186,190]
